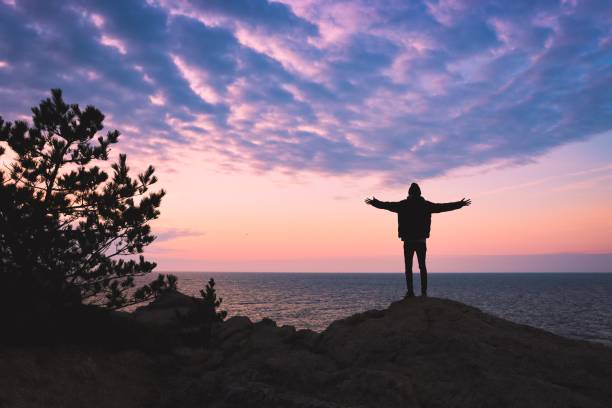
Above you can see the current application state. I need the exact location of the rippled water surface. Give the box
[164,272,612,345]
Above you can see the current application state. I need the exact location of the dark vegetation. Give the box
[176,278,229,347]
[0,89,224,348]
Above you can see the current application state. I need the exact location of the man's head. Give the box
[408,183,421,197]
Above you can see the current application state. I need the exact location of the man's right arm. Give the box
[365,197,401,212]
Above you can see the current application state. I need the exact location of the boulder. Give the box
[132,290,194,326]
[217,316,254,341]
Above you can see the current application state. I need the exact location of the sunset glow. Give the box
[1,0,611,272]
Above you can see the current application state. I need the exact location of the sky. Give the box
[0,0,611,272]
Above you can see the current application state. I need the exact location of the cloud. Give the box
[0,0,611,182]
[155,227,205,243]
[99,34,127,54]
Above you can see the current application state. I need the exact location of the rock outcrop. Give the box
[164,297,612,408]
[2,297,612,408]
[132,290,195,326]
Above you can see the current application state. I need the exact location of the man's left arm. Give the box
[429,198,471,213]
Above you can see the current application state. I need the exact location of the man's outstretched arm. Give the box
[430,198,471,213]
[364,197,401,212]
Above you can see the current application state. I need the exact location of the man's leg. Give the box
[403,242,415,297]
[416,242,428,296]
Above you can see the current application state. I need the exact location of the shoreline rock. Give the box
[2,296,612,408]
[132,290,195,326]
[172,297,612,408]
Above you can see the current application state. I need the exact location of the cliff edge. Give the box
[164,296,612,408]
[2,297,612,408]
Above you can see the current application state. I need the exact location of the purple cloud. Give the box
[155,228,205,243]
[0,0,611,181]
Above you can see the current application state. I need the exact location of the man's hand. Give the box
[364,197,378,205]
[460,198,472,207]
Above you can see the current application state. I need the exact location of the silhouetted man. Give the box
[365,183,471,297]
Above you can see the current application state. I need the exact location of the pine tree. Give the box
[176,278,227,346]
[200,278,228,322]
[0,89,175,313]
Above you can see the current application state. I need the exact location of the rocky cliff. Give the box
[164,297,612,408]
[2,297,612,408]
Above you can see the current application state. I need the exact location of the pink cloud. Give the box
[234,27,323,79]
[90,13,105,28]
[99,34,127,55]
[425,0,467,26]
[171,54,221,104]
[149,92,166,106]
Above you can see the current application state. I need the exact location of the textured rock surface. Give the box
[2,297,612,408]
[165,297,612,408]
[132,290,195,326]
[0,348,165,408]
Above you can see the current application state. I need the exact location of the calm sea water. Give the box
[162,272,612,346]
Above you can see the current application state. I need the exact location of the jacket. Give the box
[370,196,463,240]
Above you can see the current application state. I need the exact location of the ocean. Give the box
[161,272,612,346]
